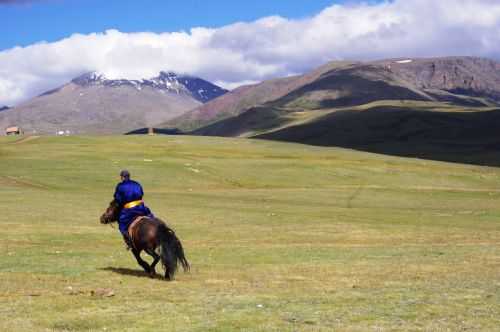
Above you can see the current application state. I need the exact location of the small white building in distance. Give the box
[56,130,71,136]
[5,126,22,135]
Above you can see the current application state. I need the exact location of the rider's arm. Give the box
[114,184,124,206]
[139,183,144,199]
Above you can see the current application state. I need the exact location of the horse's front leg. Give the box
[145,249,160,277]
[131,248,151,274]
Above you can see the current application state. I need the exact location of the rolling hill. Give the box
[0,72,227,135]
[161,57,500,132]
[162,57,500,166]
[159,61,358,131]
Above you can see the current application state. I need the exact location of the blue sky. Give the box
[0,0,348,51]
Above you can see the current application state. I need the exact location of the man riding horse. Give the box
[101,170,189,280]
[114,170,153,249]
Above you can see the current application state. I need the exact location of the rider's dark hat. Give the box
[120,170,130,178]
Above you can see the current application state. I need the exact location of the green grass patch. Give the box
[0,135,499,331]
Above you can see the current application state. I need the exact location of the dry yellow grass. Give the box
[0,135,499,331]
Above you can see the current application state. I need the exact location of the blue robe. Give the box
[114,179,152,234]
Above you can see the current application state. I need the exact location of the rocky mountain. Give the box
[0,106,9,112]
[159,61,356,131]
[70,71,227,103]
[0,72,227,135]
[374,57,500,100]
[161,56,500,166]
[162,57,500,132]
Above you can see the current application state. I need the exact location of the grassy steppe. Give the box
[0,135,499,331]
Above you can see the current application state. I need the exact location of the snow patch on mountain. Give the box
[72,71,227,103]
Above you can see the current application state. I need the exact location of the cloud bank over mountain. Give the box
[1,0,500,105]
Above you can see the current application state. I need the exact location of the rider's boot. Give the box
[122,233,133,251]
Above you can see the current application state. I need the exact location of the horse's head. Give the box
[100,200,120,224]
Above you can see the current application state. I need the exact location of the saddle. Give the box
[126,216,149,250]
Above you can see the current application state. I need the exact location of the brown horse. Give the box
[100,200,189,280]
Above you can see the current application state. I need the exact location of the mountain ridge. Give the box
[0,71,227,134]
[159,61,358,131]
[162,56,500,166]
[70,71,227,103]
[161,57,500,132]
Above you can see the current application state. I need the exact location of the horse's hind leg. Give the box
[145,249,160,277]
[132,249,151,274]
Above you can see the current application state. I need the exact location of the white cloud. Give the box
[1,0,500,105]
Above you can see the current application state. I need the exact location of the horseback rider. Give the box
[114,170,153,249]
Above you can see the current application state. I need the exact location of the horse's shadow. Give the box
[100,267,163,280]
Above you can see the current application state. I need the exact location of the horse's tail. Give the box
[157,222,190,280]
